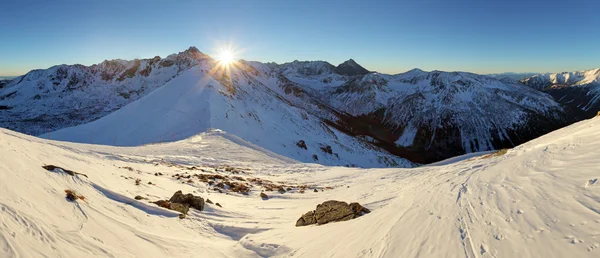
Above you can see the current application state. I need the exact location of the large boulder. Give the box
[169,190,205,211]
[295,200,370,227]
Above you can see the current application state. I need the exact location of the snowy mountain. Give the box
[289,69,569,163]
[0,47,574,165]
[487,72,541,81]
[1,113,600,257]
[0,47,208,135]
[39,61,412,168]
[520,68,600,117]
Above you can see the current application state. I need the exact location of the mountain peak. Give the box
[176,46,209,60]
[335,59,369,76]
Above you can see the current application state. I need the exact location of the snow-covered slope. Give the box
[0,47,208,135]
[2,115,600,257]
[40,62,412,168]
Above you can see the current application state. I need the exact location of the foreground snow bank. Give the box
[2,117,600,257]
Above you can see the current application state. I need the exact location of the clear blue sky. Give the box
[1,0,598,76]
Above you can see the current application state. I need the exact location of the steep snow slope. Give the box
[0,47,208,135]
[1,116,600,257]
[41,63,411,168]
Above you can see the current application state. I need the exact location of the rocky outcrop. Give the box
[169,190,205,211]
[152,190,205,215]
[295,200,370,227]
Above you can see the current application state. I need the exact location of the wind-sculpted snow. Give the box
[1,116,600,257]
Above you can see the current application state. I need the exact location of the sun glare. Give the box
[217,48,236,65]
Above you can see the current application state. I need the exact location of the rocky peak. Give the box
[335,59,369,76]
[179,46,209,60]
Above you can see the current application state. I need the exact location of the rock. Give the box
[216,203,222,207]
[42,165,88,178]
[319,144,333,154]
[295,200,370,227]
[169,190,205,211]
[65,190,79,201]
[314,189,319,193]
[278,187,286,194]
[295,211,317,227]
[260,192,269,200]
[152,200,171,209]
[169,203,190,214]
[312,154,318,161]
[186,194,204,210]
[178,214,186,219]
[206,199,213,204]
[134,195,145,200]
[349,202,371,215]
[230,182,250,195]
[296,140,307,150]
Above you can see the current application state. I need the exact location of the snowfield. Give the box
[1,115,600,257]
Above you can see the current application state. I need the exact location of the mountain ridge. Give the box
[0,46,585,165]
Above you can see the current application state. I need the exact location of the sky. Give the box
[1,0,599,76]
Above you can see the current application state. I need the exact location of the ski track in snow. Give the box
[1,117,600,257]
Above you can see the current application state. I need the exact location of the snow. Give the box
[2,113,600,257]
[394,124,417,147]
[39,65,412,168]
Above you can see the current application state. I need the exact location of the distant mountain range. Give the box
[1,46,597,166]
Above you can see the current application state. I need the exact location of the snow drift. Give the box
[1,115,600,257]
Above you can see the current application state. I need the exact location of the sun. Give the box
[216,48,236,65]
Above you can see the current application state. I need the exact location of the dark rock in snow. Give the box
[296,140,307,150]
[319,144,333,154]
[278,187,286,194]
[42,165,88,178]
[295,200,370,227]
[169,203,190,214]
[260,192,269,200]
[169,190,205,211]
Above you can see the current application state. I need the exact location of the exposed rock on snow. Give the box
[295,200,370,226]
[168,190,205,211]
[260,192,269,200]
[42,164,88,178]
[168,203,190,215]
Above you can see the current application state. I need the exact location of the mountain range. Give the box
[1,46,598,166]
